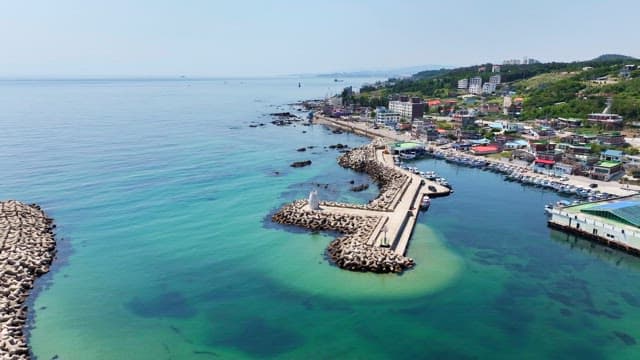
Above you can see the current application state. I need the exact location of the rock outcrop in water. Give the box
[0,200,56,359]
[290,160,312,168]
[337,144,409,211]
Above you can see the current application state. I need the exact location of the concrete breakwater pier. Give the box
[0,201,56,359]
[272,140,450,273]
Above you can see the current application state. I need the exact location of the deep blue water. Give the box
[1,78,640,359]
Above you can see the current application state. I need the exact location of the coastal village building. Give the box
[588,98,624,129]
[601,149,624,162]
[588,113,624,129]
[468,84,482,95]
[482,83,497,94]
[375,110,400,128]
[597,133,626,146]
[388,96,425,120]
[619,65,635,79]
[452,109,476,128]
[492,65,501,73]
[457,78,469,90]
[489,74,501,85]
[503,139,529,150]
[479,103,501,114]
[563,144,599,168]
[548,195,640,254]
[503,96,512,115]
[553,162,575,175]
[591,160,624,181]
[427,99,441,111]
[470,144,500,155]
[412,120,437,139]
[556,117,583,128]
[625,155,640,167]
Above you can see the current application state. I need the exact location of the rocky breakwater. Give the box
[0,201,56,359]
[337,144,408,211]
[272,200,414,273]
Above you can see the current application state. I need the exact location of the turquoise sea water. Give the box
[2,78,640,359]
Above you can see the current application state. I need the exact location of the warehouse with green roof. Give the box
[548,195,640,255]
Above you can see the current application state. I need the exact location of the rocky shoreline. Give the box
[0,201,56,359]
[337,142,409,211]
[272,140,416,273]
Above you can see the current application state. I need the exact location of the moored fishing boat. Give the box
[420,195,431,210]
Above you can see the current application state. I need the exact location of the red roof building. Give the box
[535,158,555,165]
[470,145,500,155]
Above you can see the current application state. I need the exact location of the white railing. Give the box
[551,209,637,236]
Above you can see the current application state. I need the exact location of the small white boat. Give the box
[399,151,416,160]
[420,195,431,210]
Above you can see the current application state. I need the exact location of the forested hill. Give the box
[359,55,640,121]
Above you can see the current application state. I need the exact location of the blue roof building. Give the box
[601,149,623,162]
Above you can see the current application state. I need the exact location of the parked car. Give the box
[589,183,598,188]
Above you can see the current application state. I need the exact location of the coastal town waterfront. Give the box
[3,78,640,358]
[316,114,640,257]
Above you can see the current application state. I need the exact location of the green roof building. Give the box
[548,195,640,255]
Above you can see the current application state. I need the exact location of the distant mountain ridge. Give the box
[592,54,638,62]
[317,65,450,78]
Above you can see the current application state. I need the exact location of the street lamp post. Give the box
[382,225,389,247]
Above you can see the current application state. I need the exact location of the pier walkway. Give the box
[312,115,451,255]
[309,148,449,255]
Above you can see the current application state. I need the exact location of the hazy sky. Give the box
[1,0,638,77]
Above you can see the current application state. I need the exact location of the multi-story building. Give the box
[469,76,482,87]
[452,109,476,128]
[597,133,626,146]
[503,96,512,115]
[388,96,425,120]
[376,111,401,128]
[482,83,496,94]
[588,113,624,129]
[489,74,501,85]
[467,77,483,95]
[457,78,469,90]
[491,65,501,73]
[503,59,521,65]
[591,161,624,181]
[468,84,482,95]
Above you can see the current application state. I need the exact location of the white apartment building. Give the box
[482,83,496,94]
[375,111,401,126]
[467,77,483,94]
[489,74,501,85]
[503,96,512,115]
[468,84,482,95]
[388,97,425,120]
[503,59,521,65]
[457,78,469,90]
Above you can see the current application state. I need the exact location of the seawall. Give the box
[0,201,56,359]
[272,141,429,273]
